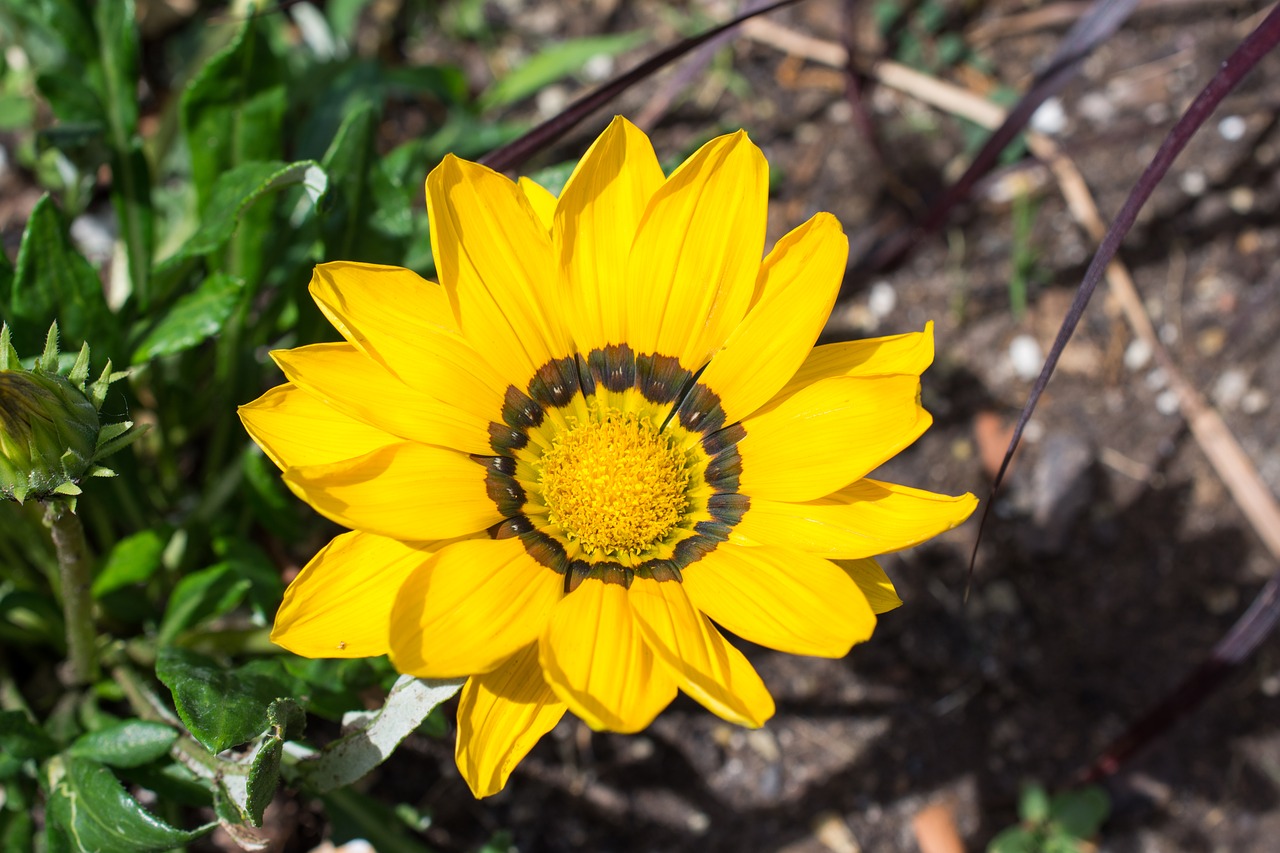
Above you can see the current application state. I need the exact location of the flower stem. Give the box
[43,498,99,685]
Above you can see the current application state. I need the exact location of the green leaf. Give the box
[157,563,251,647]
[46,756,211,852]
[267,698,305,741]
[174,160,328,261]
[68,721,177,768]
[91,530,166,598]
[130,273,245,363]
[0,710,57,760]
[320,101,396,262]
[1050,786,1109,839]
[245,737,282,826]
[154,648,293,754]
[986,827,1040,853]
[298,675,463,793]
[9,194,114,352]
[179,13,285,210]
[479,31,647,110]
[1019,782,1051,824]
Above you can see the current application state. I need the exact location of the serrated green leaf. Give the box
[9,195,114,353]
[176,161,327,261]
[479,31,647,110]
[154,649,294,754]
[47,756,211,852]
[267,698,305,741]
[130,273,245,363]
[157,563,251,647]
[91,529,166,598]
[298,675,463,793]
[68,721,177,768]
[0,710,57,760]
[245,737,282,826]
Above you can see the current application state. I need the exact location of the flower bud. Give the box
[0,323,142,505]
[0,370,99,502]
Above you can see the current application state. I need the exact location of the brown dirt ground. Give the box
[365,2,1280,851]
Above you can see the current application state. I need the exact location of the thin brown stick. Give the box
[743,15,1280,559]
[967,0,1267,44]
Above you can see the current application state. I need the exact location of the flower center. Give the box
[538,412,690,558]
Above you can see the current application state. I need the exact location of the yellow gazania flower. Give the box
[239,116,976,798]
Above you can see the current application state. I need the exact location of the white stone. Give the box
[1155,389,1180,415]
[1124,338,1153,371]
[1008,334,1043,381]
[1242,389,1269,414]
[1030,97,1067,135]
[1212,369,1248,409]
[582,53,615,83]
[1218,115,1247,141]
[1179,170,1207,196]
[867,281,896,319]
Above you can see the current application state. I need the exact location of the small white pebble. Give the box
[1262,674,1280,697]
[1159,322,1179,345]
[1145,367,1168,391]
[1218,115,1248,141]
[1023,418,1045,443]
[1212,370,1248,409]
[826,100,853,124]
[1008,334,1043,381]
[1077,92,1115,124]
[1179,170,1207,196]
[1124,338,1153,371]
[582,53,615,83]
[1144,102,1170,125]
[1030,97,1067,135]
[1228,186,1255,214]
[1241,389,1269,414]
[1156,389,1180,415]
[867,281,896,319]
[536,85,569,118]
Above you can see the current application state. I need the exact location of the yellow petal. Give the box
[282,442,500,540]
[271,343,491,455]
[539,578,677,732]
[309,262,509,423]
[694,212,847,423]
[731,479,978,559]
[239,383,396,471]
[455,643,566,798]
[517,177,557,231]
[271,530,432,658]
[625,130,767,370]
[837,558,902,614]
[628,576,774,727]
[426,155,572,389]
[781,323,936,398]
[681,545,875,658]
[555,115,664,352]
[389,539,563,678]
[737,375,932,502]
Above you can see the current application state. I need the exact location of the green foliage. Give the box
[0,1,488,847]
[988,783,1111,853]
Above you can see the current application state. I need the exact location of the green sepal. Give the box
[39,323,60,374]
[0,325,18,370]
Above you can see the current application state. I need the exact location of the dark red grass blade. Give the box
[480,0,807,175]
[1079,573,1280,783]
[971,4,1280,778]
[859,0,1140,274]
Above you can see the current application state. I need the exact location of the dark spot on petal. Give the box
[489,422,528,453]
[678,383,728,434]
[502,385,544,431]
[702,422,744,457]
[528,357,581,408]
[636,352,692,405]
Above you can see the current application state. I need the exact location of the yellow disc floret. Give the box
[538,411,690,558]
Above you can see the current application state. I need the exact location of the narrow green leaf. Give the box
[176,161,328,260]
[68,720,177,768]
[47,756,212,852]
[91,529,166,598]
[130,273,245,363]
[479,31,647,110]
[179,13,285,210]
[154,649,294,754]
[157,563,251,647]
[320,101,387,261]
[0,710,57,760]
[9,195,114,353]
[298,675,463,793]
